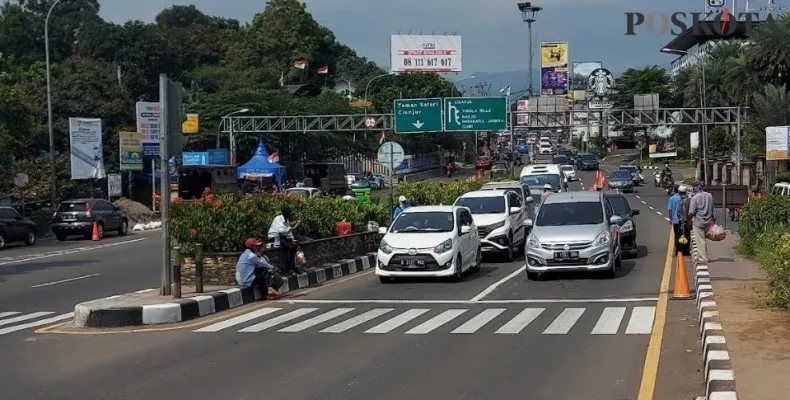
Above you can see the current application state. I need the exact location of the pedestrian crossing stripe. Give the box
[195,306,656,335]
[0,311,74,335]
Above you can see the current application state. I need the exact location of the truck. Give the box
[303,163,348,195]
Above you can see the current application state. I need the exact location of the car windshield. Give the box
[391,212,454,233]
[561,166,573,172]
[455,197,506,214]
[620,166,636,171]
[57,202,87,212]
[610,170,631,179]
[536,201,604,226]
[553,156,568,163]
[285,189,310,197]
[607,196,630,217]
[354,179,370,187]
[581,155,597,161]
[521,174,560,189]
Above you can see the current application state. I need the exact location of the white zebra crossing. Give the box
[195,306,657,336]
[0,311,73,336]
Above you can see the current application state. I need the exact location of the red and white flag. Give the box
[317,65,329,74]
[268,151,279,163]
[293,60,307,69]
[378,131,386,144]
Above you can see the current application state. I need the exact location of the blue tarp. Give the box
[237,139,285,187]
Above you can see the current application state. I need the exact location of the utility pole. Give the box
[518,2,542,97]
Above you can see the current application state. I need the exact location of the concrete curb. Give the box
[691,236,738,400]
[74,253,377,328]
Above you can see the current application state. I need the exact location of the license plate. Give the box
[400,259,425,267]
[554,251,579,259]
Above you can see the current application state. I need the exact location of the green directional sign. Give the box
[443,97,507,132]
[393,98,443,133]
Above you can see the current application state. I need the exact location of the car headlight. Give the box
[621,220,634,233]
[486,221,506,231]
[433,238,453,254]
[379,240,393,254]
[527,233,541,247]
[595,230,611,245]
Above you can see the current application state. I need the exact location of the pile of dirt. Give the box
[114,198,155,223]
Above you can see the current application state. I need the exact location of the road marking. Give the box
[30,273,101,288]
[0,312,21,318]
[365,309,430,333]
[134,289,156,294]
[238,308,318,332]
[636,195,641,199]
[451,308,506,334]
[278,308,355,332]
[542,308,585,334]
[320,308,394,333]
[648,206,654,210]
[0,312,53,327]
[0,238,146,267]
[655,211,663,216]
[591,307,626,334]
[641,201,648,205]
[406,309,467,334]
[637,227,674,399]
[626,306,656,334]
[195,308,282,332]
[0,312,73,335]
[284,297,658,304]
[468,266,527,301]
[495,308,544,334]
[664,217,671,222]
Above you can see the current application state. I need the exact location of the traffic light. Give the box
[166,80,187,158]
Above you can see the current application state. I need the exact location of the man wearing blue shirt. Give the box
[667,186,682,254]
[235,238,282,299]
[393,195,410,219]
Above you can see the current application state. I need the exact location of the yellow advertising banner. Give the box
[182,113,199,134]
[540,42,569,96]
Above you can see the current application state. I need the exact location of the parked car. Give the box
[523,191,622,279]
[284,187,320,197]
[51,199,129,241]
[0,206,36,249]
[605,192,640,258]
[376,205,482,282]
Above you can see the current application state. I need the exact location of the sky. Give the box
[96,0,774,77]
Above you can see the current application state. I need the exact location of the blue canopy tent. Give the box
[237,139,285,188]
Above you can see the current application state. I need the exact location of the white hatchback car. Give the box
[560,165,577,181]
[376,206,482,283]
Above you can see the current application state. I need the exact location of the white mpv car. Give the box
[376,206,482,283]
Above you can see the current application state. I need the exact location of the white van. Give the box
[772,182,790,196]
[520,164,567,197]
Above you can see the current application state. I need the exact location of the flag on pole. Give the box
[268,151,279,163]
[500,85,511,97]
[293,60,307,69]
[317,65,329,74]
[378,131,385,145]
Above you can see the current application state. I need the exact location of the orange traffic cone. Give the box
[671,251,694,299]
[596,171,605,187]
[91,222,100,241]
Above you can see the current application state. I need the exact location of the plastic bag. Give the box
[706,223,727,241]
[295,250,307,266]
[336,220,352,236]
[367,221,380,232]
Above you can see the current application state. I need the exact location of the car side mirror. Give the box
[378,227,388,234]
[609,215,622,225]
[631,210,640,216]
[523,218,533,227]
[509,207,521,215]
[525,196,534,204]
[460,225,471,234]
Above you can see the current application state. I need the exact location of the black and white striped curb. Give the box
[73,253,377,328]
[691,236,738,400]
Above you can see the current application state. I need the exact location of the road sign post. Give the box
[377,141,405,222]
[443,97,508,132]
[393,98,442,133]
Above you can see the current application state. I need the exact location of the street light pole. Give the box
[518,2,542,97]
[45,0,64,207]
[364,72,395,115]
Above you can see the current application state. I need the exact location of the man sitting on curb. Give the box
[235,238,283,300]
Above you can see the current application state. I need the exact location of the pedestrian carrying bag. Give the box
[706,219,727,241]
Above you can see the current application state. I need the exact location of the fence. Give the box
[283,152,443,182]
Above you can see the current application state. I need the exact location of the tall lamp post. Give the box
[45,0,64,207]
[451,75,476,96]
[662,48,709,183]
[518,2,542,97]
[223,108,249,165]
[364,72,396,114]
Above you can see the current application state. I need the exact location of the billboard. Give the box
[766,126,790,160]
[119,131,143,171]
[68,117,106,180]
[390,35,462,73]
[570,61,602,91]
[540,42,569,95]
[135,101,160,159]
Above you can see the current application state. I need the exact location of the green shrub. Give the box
[393,179,489,206]
[738,195,790,256]
[775,171,790,183]
[169,193,388,253]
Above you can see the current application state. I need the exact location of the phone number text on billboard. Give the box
[391,35,462,73]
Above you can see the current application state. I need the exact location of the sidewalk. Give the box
[707,233,790,400]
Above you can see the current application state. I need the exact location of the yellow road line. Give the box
[35,268,374,335]
[636,227,675,399]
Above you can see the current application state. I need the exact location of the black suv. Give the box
[605,193,640,258]
[51,199,128,241]
[0,206,36,249]
[576,154,600,170]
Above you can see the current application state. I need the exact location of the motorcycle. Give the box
[654,171,662,187]
[446,163,454,178]
[663,175,675,195]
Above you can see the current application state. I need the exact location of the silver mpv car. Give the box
[522,191,622,279]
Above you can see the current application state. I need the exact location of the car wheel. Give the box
[379,276,393,284]
[526,271,540,280]
[55,233,67,241]
[615,251,623,269]
[118,219,128,236]
[0,233,5,249]
[603,253,617,278]
[24,230,35,246]
[452,254,463,282]
[471,247,483,272]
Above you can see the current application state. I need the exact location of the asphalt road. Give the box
[0,166,704,399]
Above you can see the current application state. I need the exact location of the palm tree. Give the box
[745,14,790,86]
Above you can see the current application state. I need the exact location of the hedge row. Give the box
[738,195,790,308]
